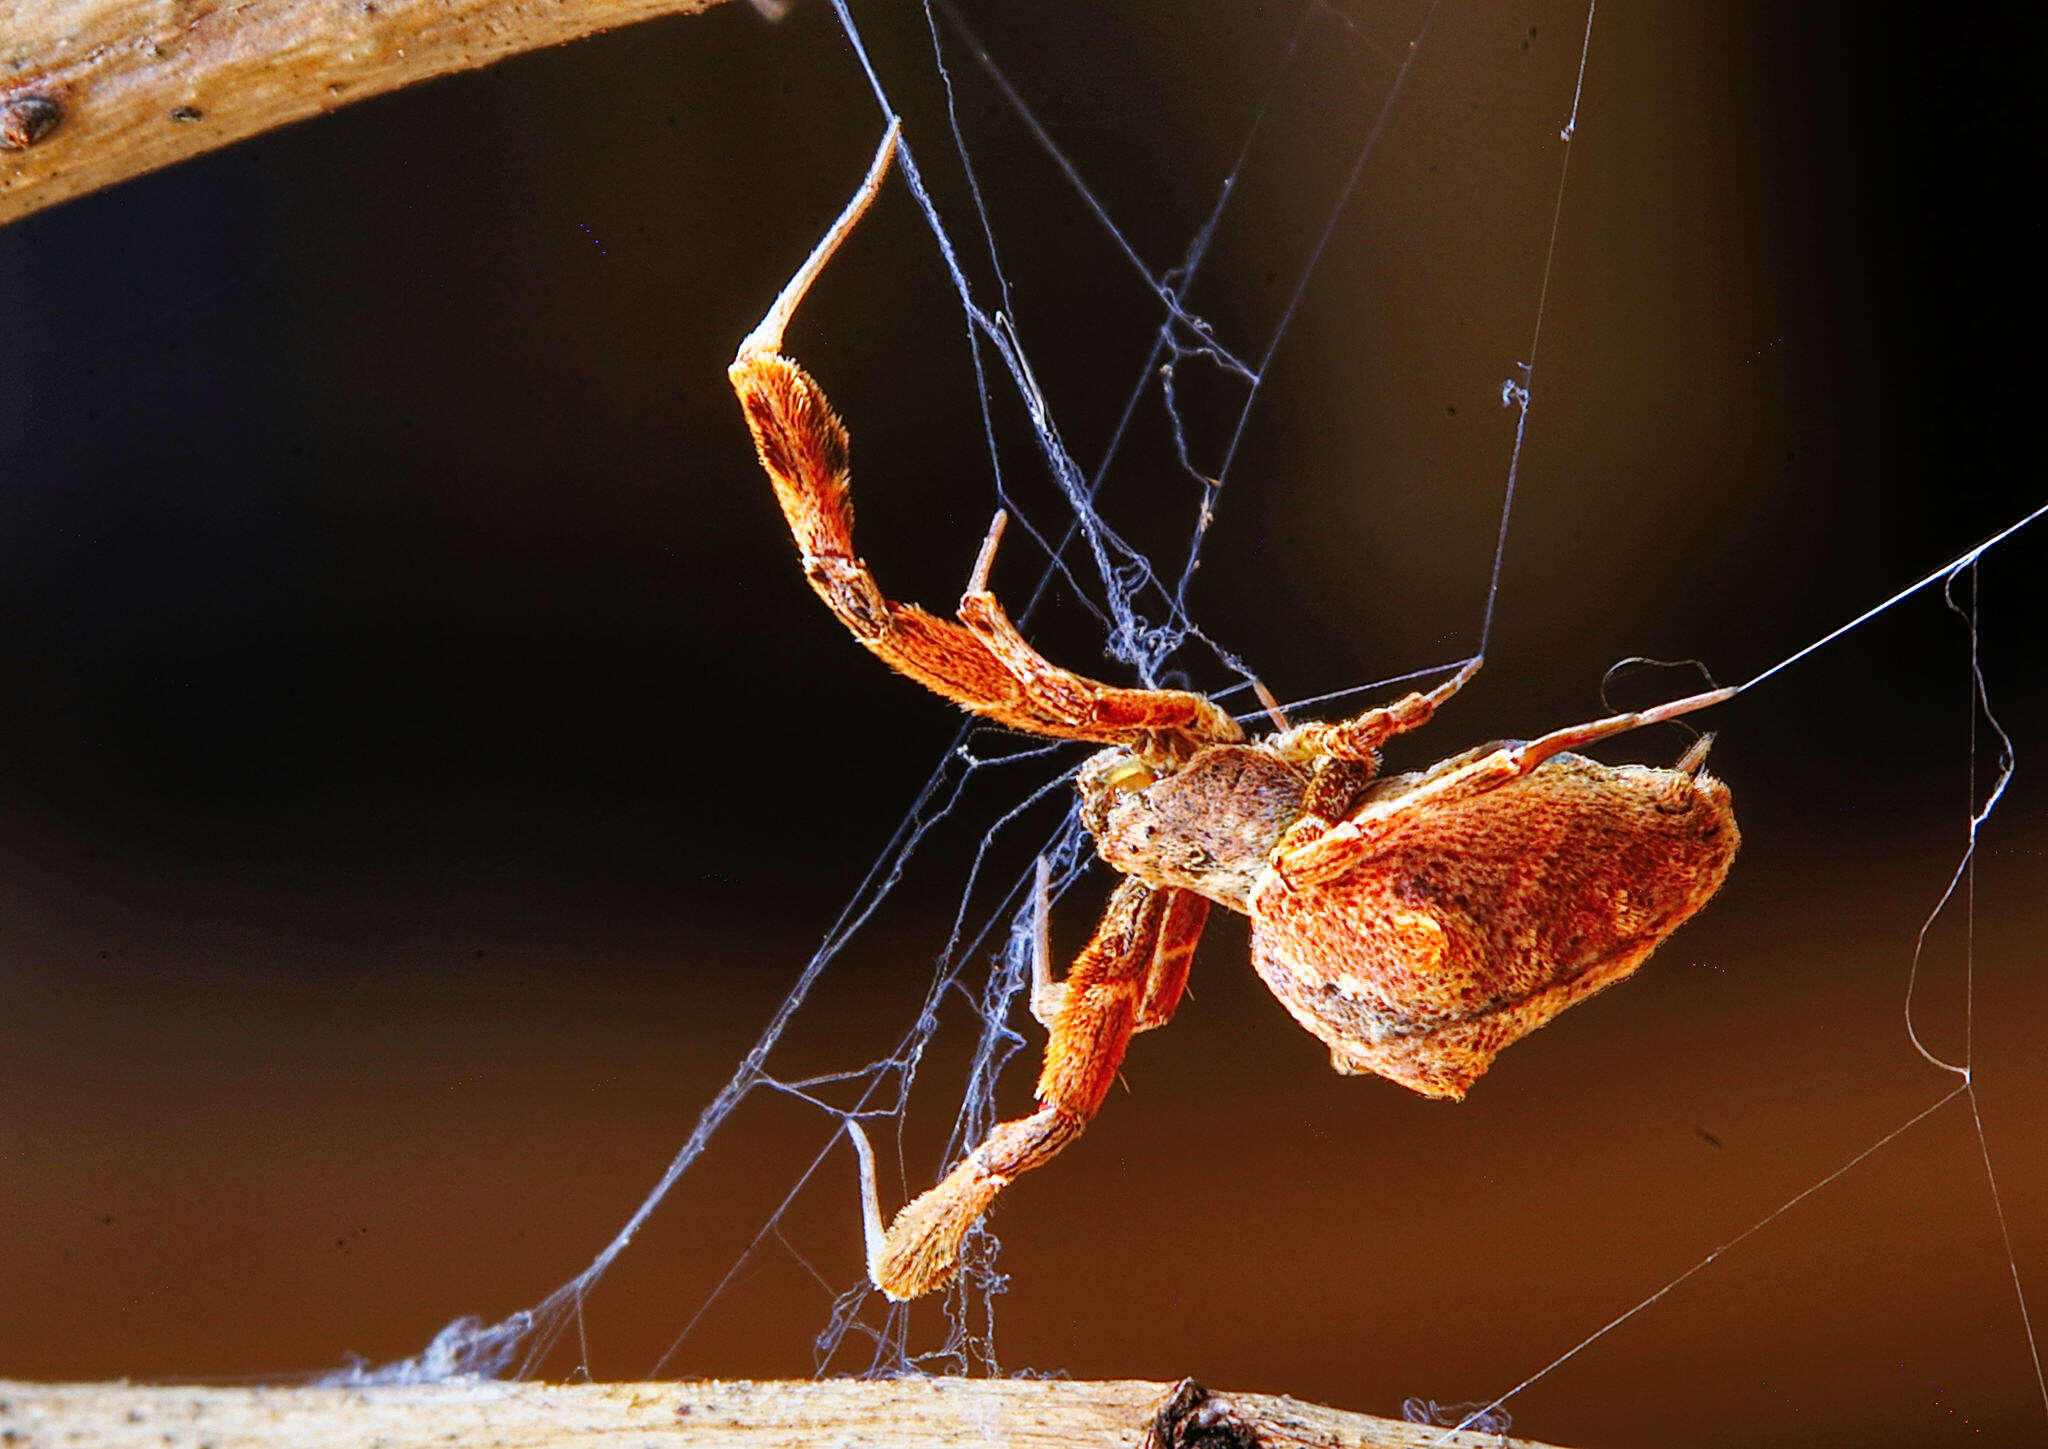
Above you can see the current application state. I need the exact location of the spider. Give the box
[728,123,1739,1301]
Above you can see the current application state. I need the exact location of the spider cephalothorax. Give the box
[729,123,1738,1300]
[1076,742,1312,911]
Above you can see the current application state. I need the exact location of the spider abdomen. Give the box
[1247,753,1738,1099]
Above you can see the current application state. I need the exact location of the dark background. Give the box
[3,3,2045,1446]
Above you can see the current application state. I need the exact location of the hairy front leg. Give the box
[727,124,1237,756]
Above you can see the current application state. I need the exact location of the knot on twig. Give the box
[1144,1379,1261,1449]
[1,96,62,151]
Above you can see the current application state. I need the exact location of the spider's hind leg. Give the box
[1028,856,1065,1029]
[868,881,1208,1300]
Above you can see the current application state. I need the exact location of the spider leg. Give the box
[870,880,1209,1299]
[954,511,1242,743]
[1276,684,1736,888]
[728,128,1238,757]
[1673,730,1717,776]
[1249,676,1293,732]
[733,119,902,364]
[1134,886,1206,1030]
[1277,656,1482,764]
[1031,856,1200,1032]
[1029,856,1064,1029]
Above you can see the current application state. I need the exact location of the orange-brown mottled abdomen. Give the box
[1248,752,1737,1098]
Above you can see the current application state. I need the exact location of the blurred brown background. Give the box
[2,3,2045,1446]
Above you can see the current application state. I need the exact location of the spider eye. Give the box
[1100,760,1157,795]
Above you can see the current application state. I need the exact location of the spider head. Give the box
[1077,742,1312,913]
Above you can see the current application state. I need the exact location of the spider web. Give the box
[282,0,2046,1439]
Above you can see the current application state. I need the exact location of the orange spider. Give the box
[729,123,1739,1301]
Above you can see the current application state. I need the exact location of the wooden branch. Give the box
[0,1377,1564,1449]
[0,0,734,227]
